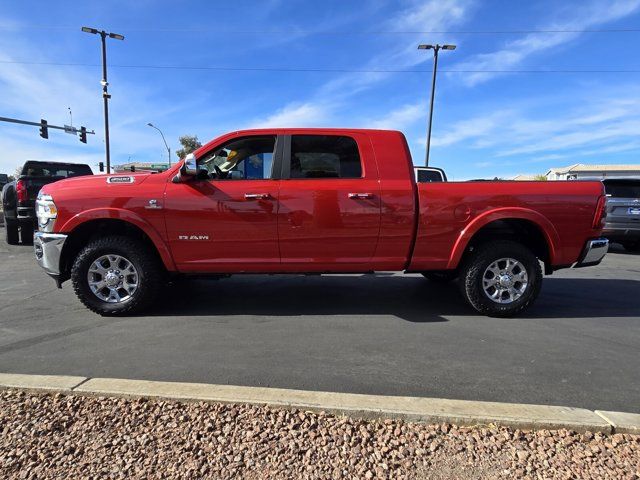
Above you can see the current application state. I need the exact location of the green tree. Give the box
[534,174,548,181]
[175,135,202,160]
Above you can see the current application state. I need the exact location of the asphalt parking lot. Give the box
[0,227,638,413]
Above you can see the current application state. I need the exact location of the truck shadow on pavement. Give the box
[150,275,640,321]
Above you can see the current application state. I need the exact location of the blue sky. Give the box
[0,0,639,180]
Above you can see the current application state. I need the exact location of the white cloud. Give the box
[430,110,510,147]
[247,102,332,128]
[320,0,473,98]
[0,27,201,174]
[430,86,640,163]
[369,103,426,130]
[453,0,640,86]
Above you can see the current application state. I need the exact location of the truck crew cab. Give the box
[33,129,608,317]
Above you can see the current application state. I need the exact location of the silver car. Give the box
[602,178,640,252]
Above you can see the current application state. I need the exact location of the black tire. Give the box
[421,271,458,283]
[5,218,19,245]
[71,235,164,316]
[459,240,542,318]
[622,240,640,252]
[19,220,34,245]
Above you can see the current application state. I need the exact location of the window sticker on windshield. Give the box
[107,176,135,184]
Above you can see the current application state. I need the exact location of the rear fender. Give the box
[447,207,560,269]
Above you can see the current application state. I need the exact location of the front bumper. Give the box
[33,232,67,282]
[574,238,609,268]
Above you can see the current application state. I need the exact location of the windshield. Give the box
[603,180,640,198]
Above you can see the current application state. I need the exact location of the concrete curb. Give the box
[595,411,640,435]
[0,372,87,391]
[1,373,637,434]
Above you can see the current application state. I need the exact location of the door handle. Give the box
[244,193,272,200]
[348,192,373,199]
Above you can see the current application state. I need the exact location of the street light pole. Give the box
[418,43,456,166]
[147,123,171,167]
[82,27,125,174]
[99,31,112,174]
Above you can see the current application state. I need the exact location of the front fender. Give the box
[60,208,176,271]
[447,207,561,269]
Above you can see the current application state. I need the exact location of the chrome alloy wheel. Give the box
[87,254,139,303]
[482,257,528,304]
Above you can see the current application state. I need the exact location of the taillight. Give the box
[16,180,27,203]
[592,194,607,229]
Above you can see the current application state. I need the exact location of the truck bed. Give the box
[409,180,604,272]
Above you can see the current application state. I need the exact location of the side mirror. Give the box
[183,153,197,176]
[173,153,198,183]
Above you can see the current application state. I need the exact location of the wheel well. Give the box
[59,219,165,281]
[463,219,551,270]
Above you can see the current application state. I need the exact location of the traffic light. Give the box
[79,126,87,144]
[39,119,48,139]
[98,162,104,172]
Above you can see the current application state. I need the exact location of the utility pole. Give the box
[82,27,125,174]
[418,44,456,166]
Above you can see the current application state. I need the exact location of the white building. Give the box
[546,164,640,180]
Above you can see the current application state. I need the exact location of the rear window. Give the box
[603,180,640,198]
[22,163,92,178]
[290,135,362,179]
[416,169,444,183]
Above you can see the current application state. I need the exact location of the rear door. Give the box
[277,132,381,270]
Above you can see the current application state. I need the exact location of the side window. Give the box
[197,135,276,180]
[290,135,362,179]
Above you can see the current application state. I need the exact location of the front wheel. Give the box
[459,241,542,317]
[71,235,164,316]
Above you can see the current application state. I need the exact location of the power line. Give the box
[0,60,638,74]
[0,25,639,35]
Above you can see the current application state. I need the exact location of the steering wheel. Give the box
[214,165,227,179]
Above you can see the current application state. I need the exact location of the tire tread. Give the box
[71,235,163,316]
[459,240,542,318]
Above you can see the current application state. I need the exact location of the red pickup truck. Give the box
[33,128,608,317]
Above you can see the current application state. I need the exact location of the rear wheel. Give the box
[4,218,19,245]
[622,240,640,252]
[459,240,542,317]
[71,235,164,316]
[421,271,458,283]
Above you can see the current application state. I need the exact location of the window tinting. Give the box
[198,136,276,180]
[416,169,444,183]
[603,180,640,198]
[290,135,362,179]
[22,163,92,178]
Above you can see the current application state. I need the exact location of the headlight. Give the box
[35,193,58,232]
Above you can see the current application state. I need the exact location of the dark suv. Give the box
[602,178,640,252]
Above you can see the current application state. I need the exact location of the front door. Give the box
[277,132,381,271]
[164,134,281,272]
